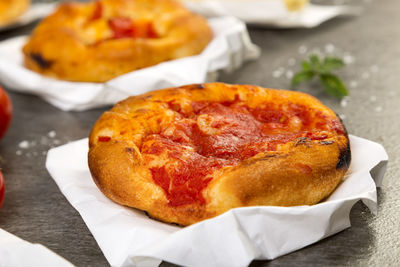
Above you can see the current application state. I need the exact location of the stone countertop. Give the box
[0,0,399,266]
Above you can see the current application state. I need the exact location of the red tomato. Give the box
[0,86,12,140]
[0,170,4,208]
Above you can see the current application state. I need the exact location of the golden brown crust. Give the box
[22,0,212,82]
[0,0,30,26]
[88,83,351,226]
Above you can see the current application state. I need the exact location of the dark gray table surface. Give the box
[0,0,399,266]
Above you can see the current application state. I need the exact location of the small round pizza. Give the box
[0,0,30,26]
[22,0,212,82]
[88,83,351,226]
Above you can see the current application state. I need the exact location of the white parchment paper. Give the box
[0,3,55,31]
[0,16,259,111]
[45,135,388,267]
[183,0,361,28]
[0,228,74,267]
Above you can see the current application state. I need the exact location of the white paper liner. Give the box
[0,3,56,31]
[45,135,388,267]
[0,16,260,111]
[0,228,74,267]
[183,0,362,28]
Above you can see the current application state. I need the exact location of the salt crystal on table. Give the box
[350,81,358,88]
[285,70,293,79]
[272,70,282,78]
[298,45,307,54]
[325,44,335,53]
[370,96,377,102]
[16,150,22,156]
[48,131,56,138]
[18,140,29,149]
[288,58,296,66]
[344,54,354,64]
[339,114,346,120]
[375,106,383,112]
[340,98,348,107]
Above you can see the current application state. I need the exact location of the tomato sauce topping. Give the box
[108,17,158,39]
[88,2,158,40]
[90,1,103,21]
[142,100,343,206]
[98,136,111,142]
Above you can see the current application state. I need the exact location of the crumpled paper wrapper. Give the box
[0,3,55,31]
[0,228,74,267]
[183,0,362,28]
[0,16,259,111]
[45,135,388,267]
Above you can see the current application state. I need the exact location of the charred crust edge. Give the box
[294,137,311,146]
[336,139,351,170]
[144,211,183,226]
[335,112,351,170]
[238,153,284,168]
[30,53,53,69]
[185,83,206,90]
[320,140,334,145]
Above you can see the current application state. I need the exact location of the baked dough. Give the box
[22,0,212,82]
[88,83,351,225]
[0,0,30,26]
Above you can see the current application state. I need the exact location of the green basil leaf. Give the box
[322,57,345,73]
[301,61,311,71]
[291,70,315,87]
[309,54,321,71]
[319,74,349,98]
